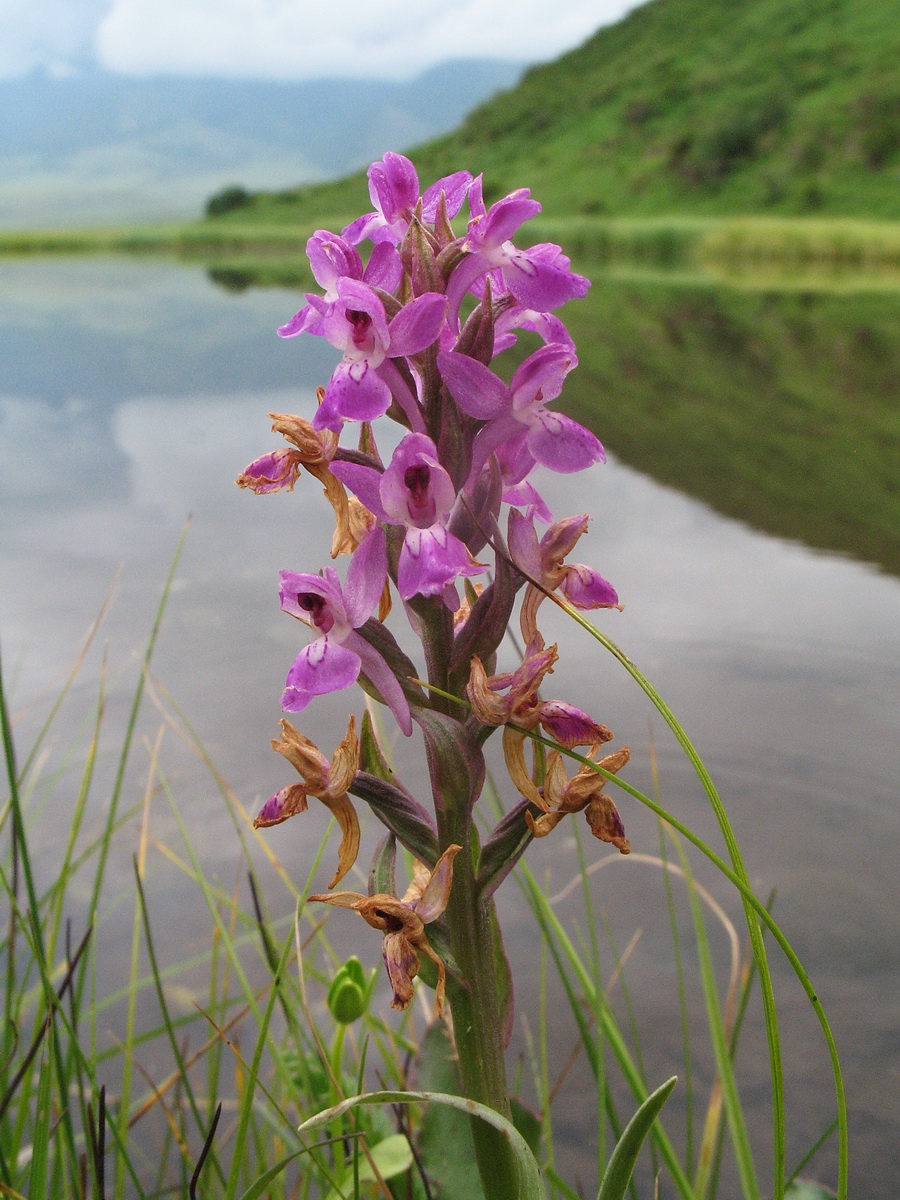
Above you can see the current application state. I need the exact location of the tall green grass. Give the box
[0,547,845,1198]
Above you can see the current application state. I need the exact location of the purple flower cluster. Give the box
[240,152,619,726]
[241,154,632,1021]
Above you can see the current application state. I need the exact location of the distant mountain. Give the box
[0,60,524,227]
[248,0,899,222]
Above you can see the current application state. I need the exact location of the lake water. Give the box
[1,256,898,1196]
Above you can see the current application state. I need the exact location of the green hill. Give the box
[224,0,899,224]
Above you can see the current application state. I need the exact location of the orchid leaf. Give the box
[350,770,439,866]
[416,1020,486,1199]
[236,1149,310,1200]
[299,1090,547,1200]
[356,617,427,706]
[359,708,397,782]
[477,797,539,898]
[368,831,396,897]
[450,549,522,683]
[596,1075,677,1200]
[414,707,486,819]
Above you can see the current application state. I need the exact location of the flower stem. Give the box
[441,814,524,1198]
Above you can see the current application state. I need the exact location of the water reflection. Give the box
[1,257,898,1196]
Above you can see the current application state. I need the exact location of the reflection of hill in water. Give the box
[559,276,900,576]
[206,261,900,576]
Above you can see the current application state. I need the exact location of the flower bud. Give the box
[327,956,373,1024]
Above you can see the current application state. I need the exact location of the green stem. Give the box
[440,810,523,1199]
[418,589,525,1197]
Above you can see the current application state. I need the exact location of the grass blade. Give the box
[596,1075,678,1200]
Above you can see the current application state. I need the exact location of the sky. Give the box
[0,0,646,80]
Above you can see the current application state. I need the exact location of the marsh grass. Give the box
[0,544,845,1198]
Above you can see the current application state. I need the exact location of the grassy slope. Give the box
[224,0,898,226]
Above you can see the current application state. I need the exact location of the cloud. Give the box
[0,0,111,76]
[95,0,642,80]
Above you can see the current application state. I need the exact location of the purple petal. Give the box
[315,360,393,430]
[376,359,427,433]
[282,637,362,711]
[472,190,541,251]
[560,564,620,609]
[526,411,605,474]
[438,351,509,420]
[496,306,576,354]
[388,292,447,357]
[509,343,575,409]
[307,230,363,292]
[468,413,524,480]
[507,508,542,577]
[329,460,389,521]
[538,701,610,748]
[502,480,554,524]
[347,631,413,736]
[421,170,473,222]
[277,300,326,339]
[341,211,380,245]
[343,526,388,628]
[368,152,419,223]
[503,247,590,312]
[492,432,535,486]
[364,240,402,292]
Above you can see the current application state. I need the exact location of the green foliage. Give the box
[596,1076,678,1200]
[206,184,255,217]
[231,0,899,223]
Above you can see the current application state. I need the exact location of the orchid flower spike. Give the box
[526,745,631,853]
[309,844,461,1014]
[254,717,361,889]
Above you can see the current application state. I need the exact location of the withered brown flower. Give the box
[309,844,461,1015]
[254,716,360,889]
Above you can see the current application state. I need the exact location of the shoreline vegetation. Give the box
[3,213,898,580]
[2,215,900,288]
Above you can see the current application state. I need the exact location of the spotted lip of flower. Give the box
[308,844,461,1014]
[254,717,361,889]
[330,432,486,603]
[311,279,447,433]
[526,746,631,853]
[279,527,413,736]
